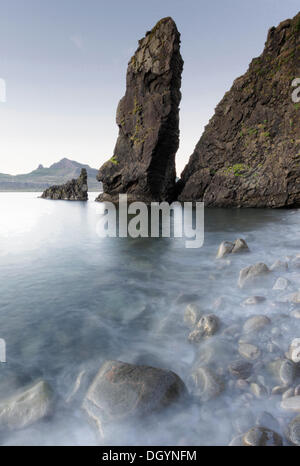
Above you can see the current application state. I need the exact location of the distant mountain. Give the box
[0,158,102,191]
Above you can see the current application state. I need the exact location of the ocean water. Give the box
[0,192,300,445]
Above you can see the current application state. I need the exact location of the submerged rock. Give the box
[270,260,288,272]
[281,396,300,412]
[243,315,271,334]
[239,342,260,360]
[190,366,224,401]
[242,296,266,306]
[82,360,186,437]
[288,338,300,363]
[242,427,282,446]
[41,168,88,201]
[229,360,252,379]
[250,383,267,399]
[295,384,300,396]
[188,314,219,343]
[291,310,300,319]
[283,291,300,303]
[238,263,270,288]
[184,303,202,328]
[279,359,296,385]
[282,387,294,400]
[287,415,300,445]
[96,17,183,203]
[255,411,280,432]
[177,12,300,208]
[229,434,244,446]
[273,277,289,290]
[0,380,53,430]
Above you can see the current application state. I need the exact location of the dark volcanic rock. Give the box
[82,360,186,436]
[41,168,88,201]
[178,12,300,207]
[96,17,183,203]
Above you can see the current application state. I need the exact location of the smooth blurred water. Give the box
[0,192,300,445]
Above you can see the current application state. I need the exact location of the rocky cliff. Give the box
[41,168,88,201]
[96,17,183,203]
[178,12,300,207]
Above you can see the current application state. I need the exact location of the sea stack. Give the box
[178,12,300,207]
[96,17,183,203]
[41,168,88,201]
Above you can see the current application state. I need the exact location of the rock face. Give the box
[178,12,300,207]
[96,17,183,203]
[41,168,88,200]
[82,360,186,436]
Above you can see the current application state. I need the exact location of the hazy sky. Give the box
[0,0,299,176]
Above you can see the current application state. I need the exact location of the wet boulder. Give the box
[242,296,266,306]
[243,315,271,334]
[287,415,300,445]
[216,241,234,259]
[229,360,253,379]
[242,426,282,446]
[188,314,219,343]
[216,238,249,259]
[0,380,53,430]
[279,359,296,386]
[82,360,186,437]
[288,338,300,363]
[281,396,300,412]
[238,263,270,288]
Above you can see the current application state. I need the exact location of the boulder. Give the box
[82,360,186,436]
[231,238,249,254]
[242,296,266,306]
[229,360,252,379]
[238,342,260,360]
[273,277,289,290]
[188,314,219,343]
[270,260,288,272]
[0,380,53,430]
[216,238,249,259]
[288,338,300,363]
[238,263,270,288]
[281,396,300,412]
[279,359,296,385]
[242,427,282,446]
[216,241,234,259]
[243,315,271,334]
[287,415,300,445]
[96,17,183,203]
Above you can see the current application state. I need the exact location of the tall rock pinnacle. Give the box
[178,12,300,207]
[96,17,183,203]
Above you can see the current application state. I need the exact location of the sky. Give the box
[0,0,299,176]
